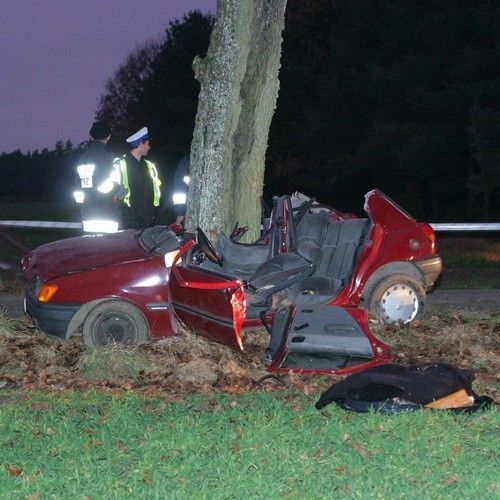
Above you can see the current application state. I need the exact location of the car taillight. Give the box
[419,223,436,245]
[38,284,58,302]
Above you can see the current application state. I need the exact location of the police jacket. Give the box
[114,153,161,228]
[75,141,119,224]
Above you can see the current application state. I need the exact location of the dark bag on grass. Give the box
[315,363,494,414]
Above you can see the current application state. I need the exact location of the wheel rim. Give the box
[379,284,419,323]
[93,313,137,346]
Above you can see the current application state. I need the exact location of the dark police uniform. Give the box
[76,140,121,229]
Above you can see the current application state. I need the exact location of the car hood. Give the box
[23,229,151,280]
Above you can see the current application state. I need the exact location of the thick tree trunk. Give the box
[186,0,287,241]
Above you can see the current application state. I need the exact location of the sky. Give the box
[0,0,216,154]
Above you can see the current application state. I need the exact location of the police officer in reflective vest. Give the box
[113,127,162,228]
[74,121,121,233]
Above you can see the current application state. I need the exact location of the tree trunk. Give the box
[186,0,287,241]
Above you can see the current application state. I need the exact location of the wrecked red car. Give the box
[23,189,442,375]
[168,189,442,374]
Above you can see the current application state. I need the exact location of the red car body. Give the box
[23,227,184,341]
[23,190,442,375]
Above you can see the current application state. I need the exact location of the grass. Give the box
[437,235,500,289]
[0,206,498,496]
[0,390,498,498]
[0,308,497,497]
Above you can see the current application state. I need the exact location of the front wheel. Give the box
[82,300,149,348]
[366,274,426,324]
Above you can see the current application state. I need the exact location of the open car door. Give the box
[169,241,392,375]
[168,240,247,351]
[264,305,392,375]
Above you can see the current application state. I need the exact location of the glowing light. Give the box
[97,179,115,194]
[82,220,119,233]
[38,284,58,302]
[173,193,187,205]
[164,250,180,268]
[74,191,85,203]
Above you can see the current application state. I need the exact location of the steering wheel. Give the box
[196,227,224,267]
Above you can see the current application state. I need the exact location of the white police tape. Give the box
[0,220,82,229]
[429,223,500,231]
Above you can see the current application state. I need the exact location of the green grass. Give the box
[0,390,498,498]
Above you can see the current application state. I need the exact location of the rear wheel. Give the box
[82,300,149,348]
[366,274,426,324]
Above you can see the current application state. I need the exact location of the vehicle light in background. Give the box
[82,220,119,233]
[173,192,187,205]
[38,284,58,302]
[164,250,180,268]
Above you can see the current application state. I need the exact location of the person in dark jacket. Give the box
[74,121,121,232]
[172,155,190,225]
[113,127,162,229]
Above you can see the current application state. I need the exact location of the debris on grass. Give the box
[0,309,498,402]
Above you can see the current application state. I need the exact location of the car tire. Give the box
[82,300,149,348]
[366,274,426,324]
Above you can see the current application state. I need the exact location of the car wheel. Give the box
[367,274,426,324]
[82,300,149,348]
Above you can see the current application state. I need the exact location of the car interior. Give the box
[192,196,371,315]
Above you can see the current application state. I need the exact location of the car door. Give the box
[264,304,393,375]
[169,241,392,375]
[168,240,247,351]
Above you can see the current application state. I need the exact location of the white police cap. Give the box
[126,127,149,147]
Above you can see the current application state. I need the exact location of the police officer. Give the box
[74,121,121,233]
[172,155,190,225]
[113,127,162,228]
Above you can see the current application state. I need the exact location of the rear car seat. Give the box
[292,218,370,303]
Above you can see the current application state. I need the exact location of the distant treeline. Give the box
[1,0,498,221]
[0,141,83,203]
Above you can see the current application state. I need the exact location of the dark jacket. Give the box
[76,141,119,223]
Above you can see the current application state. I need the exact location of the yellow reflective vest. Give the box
[113,157,161,207]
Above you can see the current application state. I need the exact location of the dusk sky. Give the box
[1,0,216,154]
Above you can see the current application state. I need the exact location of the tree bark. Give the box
[186,0,287,241]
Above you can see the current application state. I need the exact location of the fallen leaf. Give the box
[6,464,23,476]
